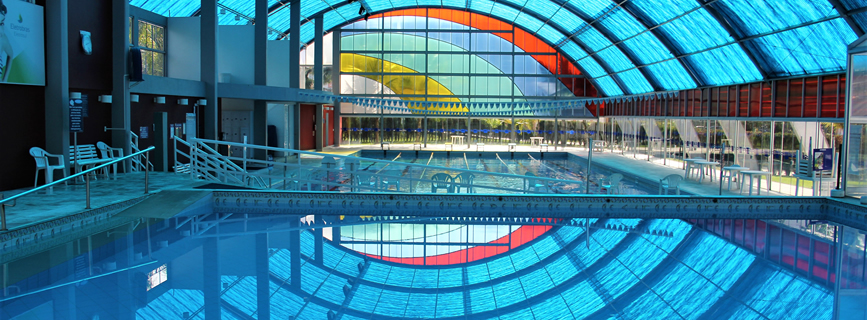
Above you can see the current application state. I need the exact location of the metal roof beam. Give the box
[696,0,769,79]
[618,2,703,88]
[827,0,866,36]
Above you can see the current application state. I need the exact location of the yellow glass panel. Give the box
[341,53,467,113]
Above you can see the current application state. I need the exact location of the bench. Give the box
[70,144,112,179]
[540,143,549,152]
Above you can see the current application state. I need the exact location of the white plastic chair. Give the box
[524,172,548,193]
[380,170,402,191]
[97,141,123,179]
[659,174,683,195]
[601,173,623,194]
[30,147,66,187]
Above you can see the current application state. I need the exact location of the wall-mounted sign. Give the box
[0,1,45,86]
[813,148,833,171]
[69,98,83,132]
[139,126,148,139]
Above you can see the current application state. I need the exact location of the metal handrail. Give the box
[0,146,155,231]
[190,137,583,186]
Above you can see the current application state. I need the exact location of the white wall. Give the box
[218,25,255,85]
[221,99,254,157]
[267,40,292,88]
[167,17,201,81]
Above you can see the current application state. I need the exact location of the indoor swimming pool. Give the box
[0,206,837,320]
[281,151,655,196]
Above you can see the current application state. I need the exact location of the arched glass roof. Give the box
[130,0,864,97]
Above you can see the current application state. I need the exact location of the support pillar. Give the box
[314,19,324,91]
[153,112,168,171]
[112,0,131,171]
[253,0,268,160]
[256,233,270,320]
[203,237,221,319]
[332,29,342,147]
[467,117,471,148]
[44,0,70,177]
[314,225,323,264]
[289,220,301,290]
[201,0,219,140]
[554,118,560,150]
[289,0,301,89]
[510,105,516,143]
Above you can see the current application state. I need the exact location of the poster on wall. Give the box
[813,148,833,171]
[0,0,45,86]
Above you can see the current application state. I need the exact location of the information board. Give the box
[69,98,83,132]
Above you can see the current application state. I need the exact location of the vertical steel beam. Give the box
[112,0,132,172]
[201,0,219,140]
[45,0,71,177]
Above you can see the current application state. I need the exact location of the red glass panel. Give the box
[429,8,470,27]
[744,219,756,250]
[781,229,796,267]
[820,76,839,118]
[755,220,767,252]
[672,91,682,117]
[739,85,749,117]
[761,82,773,117]
[796,235,811,274]
[733,219,744,245]
[814,241,831,280]
[710,87,719,117]
[839,75,847,118]
[774,80,788,117]
[728,86,737,117]
[718,87,728,117]
[789,79,804,118]
[686,90,695,117]
[804,77,819,118]
[769,224,782,262]
[750,83,761,117]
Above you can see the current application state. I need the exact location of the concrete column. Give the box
[554,118,560,150]
[256,233,271,320]
[293,104,301,150]
[289,0,301,89]
[334,105,341,147]
[253,0,268,160]
[112,0,131,172]
[314,19,324,91]
[332,30,341,95]
[467,117,471,148]
[153,112,168,171]
[203,237,221,319]
[44,0,70,177]
[201,0,219,140]
[316,105,324,151]
[314,224,323,264]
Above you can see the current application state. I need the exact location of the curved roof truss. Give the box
[130,0,864,97]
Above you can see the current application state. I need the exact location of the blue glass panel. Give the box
[645,60,697,90]
[499,307,535,320]
[575,28,613,52]
[853,12,867,33]
[519,268,555,298]
[745,19,855,77]
[385,266,414,286]
[552,10,587,35]
[622,33,675,64]
[490,3,521,23]
[297,302,331,319]
[593,76,623,96]
[596,47,635,72]
[468,0,496,14]
[417,0,443,7]
[131,0,200,17]
[525,0,561,19]
[514,12,544,33]
[375,290,409,316]
[470,287,497,313]
[598,8,646,40]
[300,0,329,20]
[659,10,734,54]
[300,19,316,44]
[501,0,528,7]
[404,293,437,318]
[349,285,381,311]
[323,3,362,31]
[840,0,867,10]
[685,44,763,85]
[545,255,579,285]
[563,0,616,19]
[561,281,606,318]
[508,246,540,270]
[716,0,839,37]
[487,256,517,279]
[412,269,439,289]
[493,278,526,307]
[615,69,654,94]
[560,41,590,61]
[366,0,394,12]
[629,0,698,24]
[536,24,566,45]
[269,6,293,32]
[442,0,465,8]
[270,249,293,280]
[218,12,247,26]
[467,263,492,285]
[435,292,464,317]
[438,269,463,287]
[531,295,572,319]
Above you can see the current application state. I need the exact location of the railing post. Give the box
[145,150,150,194]
[0,194,7,232]
[85,172,91,209]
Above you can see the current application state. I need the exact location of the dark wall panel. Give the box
[68,0,113,90]
[0,84,46,190]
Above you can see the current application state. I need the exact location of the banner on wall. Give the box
[0,0,45,86]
